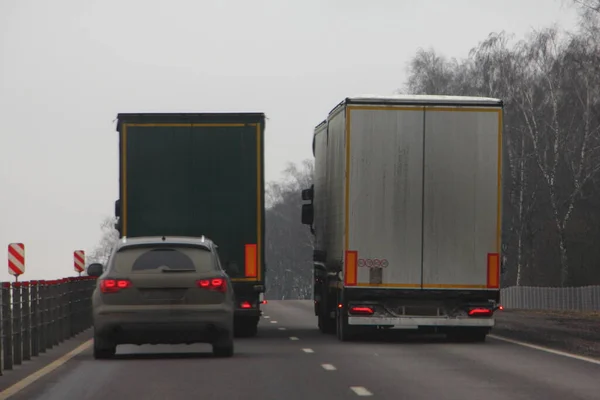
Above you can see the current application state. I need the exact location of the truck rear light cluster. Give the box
[196,278,227,293]
[349,306,374,315]
[468,308,493,317]
[100,279,132,293]
[240,301,253,309]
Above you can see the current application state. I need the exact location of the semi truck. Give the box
[301,94,504,342]
[113,112,266,337]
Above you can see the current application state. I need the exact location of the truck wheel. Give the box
[234,319,258,338]
[447,328,488,343]
[318,313,336,334]
[336,309,357,342]
[465,328,488,343]
[93,334,116,360]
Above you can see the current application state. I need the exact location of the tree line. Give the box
[401,1,599,287]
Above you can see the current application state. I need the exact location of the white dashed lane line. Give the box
[263,316,270,319]
[350,387,373,396]
[290,336,299,341]
[302,348,314,353]
[270,321,278,324]
[321,364,336,371]
[278,327,286,330]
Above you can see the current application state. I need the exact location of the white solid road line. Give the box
[490,334,600,365]
[0,339,93,400]
[278,327,286,330]
[290,336,299,340]
[350,387,373,396]
[302,348,314,353]
[321,364,337,371]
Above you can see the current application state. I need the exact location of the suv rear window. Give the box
[111,245,217,274]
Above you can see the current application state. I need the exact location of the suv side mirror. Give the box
[87,263,104,277]
[301,204,314,225]
[301,187,313,201]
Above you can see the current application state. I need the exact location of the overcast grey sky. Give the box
[0,0,578,281]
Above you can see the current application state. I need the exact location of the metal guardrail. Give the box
[500,285,600,311]
[0,277,96,375]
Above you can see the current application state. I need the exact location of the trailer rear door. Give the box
[421,107,501,290]
[346,106,425,288]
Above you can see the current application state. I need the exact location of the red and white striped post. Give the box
[74,250,85,276]
[8,243,25,282]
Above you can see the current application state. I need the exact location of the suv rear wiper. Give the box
[157,266,195,273]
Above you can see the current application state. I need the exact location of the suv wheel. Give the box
[212,337,234,357]
[93,334,116,359]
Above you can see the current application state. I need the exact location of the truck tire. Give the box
[336,305,357,342]
[213,336,234,357]
[447,328,488,343]
[318,313,336,334]
[93,334,116,360]
[234,318,258,338]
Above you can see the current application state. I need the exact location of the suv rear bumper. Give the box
[93,305,233,344]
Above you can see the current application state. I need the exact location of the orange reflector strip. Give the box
[245,244,258,278]
[487,253,499,288]
[344,250,357,286]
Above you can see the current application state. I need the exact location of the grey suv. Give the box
[87,235,235,359]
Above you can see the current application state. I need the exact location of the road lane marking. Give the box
[270,320,278,324]
[350,387,373,396]
[302,348,314,353]
[278,327,286,330]
[0,339,93,399]
[290,336,299,340]
[321,364,336,370]
[490,335,600,365]
[264,316,270,319]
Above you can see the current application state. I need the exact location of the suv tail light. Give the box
[349,306,374,315]
[197,278,227,293]
[468,308,493,317]
[100,279,132,293]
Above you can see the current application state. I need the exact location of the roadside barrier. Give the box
[0,277,96,374]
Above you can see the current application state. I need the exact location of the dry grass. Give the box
[493,308,600,359]
[502,309,600,318]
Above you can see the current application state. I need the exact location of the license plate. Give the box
[140,289,186,301]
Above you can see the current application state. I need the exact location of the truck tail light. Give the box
[197,278,227,293]
[349,306,374,315]
[468,308,493,317]
[100,279,132,293]
[240,301,252,309]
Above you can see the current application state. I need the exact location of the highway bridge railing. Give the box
[0,277,96,375]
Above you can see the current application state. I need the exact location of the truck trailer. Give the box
[113,112,266,337]
[301,94,504,342]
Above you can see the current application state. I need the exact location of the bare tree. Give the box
[86,216,119,267]
[399,7,600,287]
[265,160,314,300]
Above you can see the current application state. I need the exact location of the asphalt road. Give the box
[5,300,600,400]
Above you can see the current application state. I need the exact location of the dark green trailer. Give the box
[113,112,266,337]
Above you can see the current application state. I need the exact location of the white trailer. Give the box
[301,94,504,342]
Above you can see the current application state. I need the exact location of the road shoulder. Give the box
[492,309,600,360]
[0,330,92,392]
